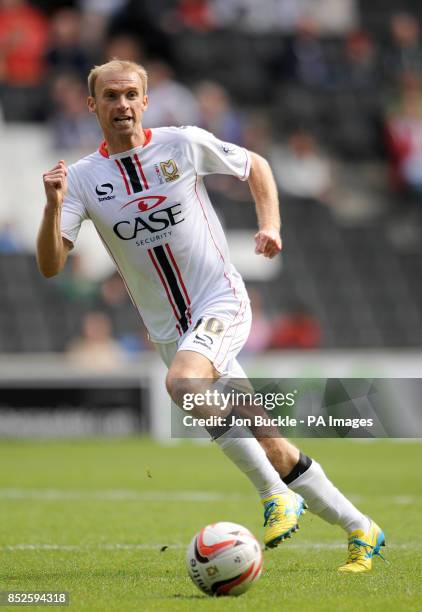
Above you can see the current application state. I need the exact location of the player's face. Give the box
[88,69,148,143]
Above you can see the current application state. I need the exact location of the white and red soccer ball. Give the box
[186,522,263,597]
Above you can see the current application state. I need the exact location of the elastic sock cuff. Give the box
[284,452,313,485]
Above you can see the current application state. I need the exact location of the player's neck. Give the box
[105,128,146,155]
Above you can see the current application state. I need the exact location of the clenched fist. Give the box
[254,228,282,259]
[43,160,68,209]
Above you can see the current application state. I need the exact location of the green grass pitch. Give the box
[0,438,421,611]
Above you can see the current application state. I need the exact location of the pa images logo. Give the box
[193,317,225,349]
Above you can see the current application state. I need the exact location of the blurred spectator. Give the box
[385,13,422,84]
[78,0,127,58]
[49,73,101,150]
[108,1,172,61]
[95,272,151,354]
[0,0,48,84]
[212,0,293,33]
[385,77,422,194]
[306,0,358,36]
[144,59,199,127]
[104,33,144,64]
[270,130,333,204]
[341,31,380,90]
[195,80,243,143]
[277,18,330,88]
[55,253,99,303]
[78,0,126,16]
[66,310,126,369]
[0,220,22,252]
[269,302,322,349]
[243,112,274,157]
[0,0,49,120]
[45,8,91,80]
[384,75,422,246]
[211,0,357,34]
[176,0,215,32]
[195,84,248,201]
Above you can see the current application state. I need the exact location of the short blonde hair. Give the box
[88,59,148,97]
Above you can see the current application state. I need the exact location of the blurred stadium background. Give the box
[1,0,422,438]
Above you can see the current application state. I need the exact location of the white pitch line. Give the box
[1,542,420,552]
[0,489,420,505]
[1,544,184,552]
[0,489,234,502]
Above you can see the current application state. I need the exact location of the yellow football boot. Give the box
[338,520,386,573]
[262,491,307,548]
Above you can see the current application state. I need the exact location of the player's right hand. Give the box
[43,160,68,208]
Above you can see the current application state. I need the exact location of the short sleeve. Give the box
[61,165,88,244]
[181,126,251,180]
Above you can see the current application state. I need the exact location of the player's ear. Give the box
[87,96,97,114]
[141,95,148,111]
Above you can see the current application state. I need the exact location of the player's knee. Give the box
[165,370,193,407]
[166,371,209,414]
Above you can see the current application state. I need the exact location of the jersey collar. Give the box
[98,128,152,158]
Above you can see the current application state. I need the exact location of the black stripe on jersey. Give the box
[153,245,189,333]
[121,157,143,192]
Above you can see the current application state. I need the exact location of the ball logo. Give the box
[120,195,167,212]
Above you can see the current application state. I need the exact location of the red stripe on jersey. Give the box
[241,149,250,179]
[194,174,239,300]
[134,153,149,190]
[214,299,246,370]
[165,244,191,306]
[148,249,183,337]
[115,159,131,195]
[164,243,192,324]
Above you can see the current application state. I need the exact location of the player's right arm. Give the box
[37,160,73,277]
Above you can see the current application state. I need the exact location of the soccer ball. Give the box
[186,522,263,597]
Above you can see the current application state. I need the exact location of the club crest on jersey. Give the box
[160,159,180,182]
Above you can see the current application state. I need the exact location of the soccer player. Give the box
[37,60,385,572]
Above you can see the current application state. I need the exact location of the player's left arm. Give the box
[247,151,282,259]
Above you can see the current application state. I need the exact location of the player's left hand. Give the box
[254,228,282,259]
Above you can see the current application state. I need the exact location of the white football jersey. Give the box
[61,126,251,342]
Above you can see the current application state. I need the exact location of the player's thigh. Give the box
[154,341,179,368]
[177,305,252,377]
[168,349,218,379]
